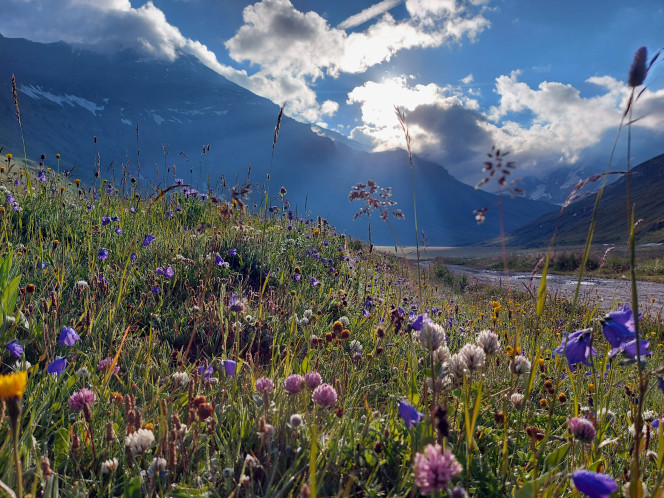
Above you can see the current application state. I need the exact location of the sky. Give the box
[1,0,663,186]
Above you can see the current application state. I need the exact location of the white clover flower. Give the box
[446,353,468,381]
[349,340,363,355]
[148,457,167,477]
[510,393,524,409]
[101,458,119,474]
[339,316,350,327]
[303,309,313,319]
[459,343,486,371]
[509,356,531,375]
[642,410,656,423]
[289,414,304,428]
[172,372,190,387]
[244,454,258,468]
[476,329,501,355]
[419,321,446,351]
[75,280,89,291]
[13,360,31,371]
[433,344,451,364]
[125,428,155,456]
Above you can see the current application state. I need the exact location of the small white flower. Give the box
[148,457,167,477]
[244,454,258,468]
[75,280,89,291]
[446,353,468,381]
[172,372,190,387]
[510,393,524,409]
[433,344,451,364]
[339,316,350,327]
[419,321,446,351]
[101,458,119,474]
[125,428,155,457]
[476,330,501,355]
[289,414,304,428]
[642,410,656,423]
[349,340,363,355]
[303,309,313,319]
[509,356,531,375]
[459,343,486,371]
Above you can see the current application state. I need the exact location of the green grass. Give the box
[0,158,663,497]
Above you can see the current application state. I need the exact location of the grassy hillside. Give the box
[504,153,664,246]
[0,153,664,497]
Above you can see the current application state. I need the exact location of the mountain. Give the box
[519,163,620,205]
[504,153,664,247]
[0,34,556,246]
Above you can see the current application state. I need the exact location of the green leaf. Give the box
[514,482,534,498]
[167,487,210,497]
[124,476,143,498]
[53,428,69,466]
[544,442,570,470]
[536,252,550,316]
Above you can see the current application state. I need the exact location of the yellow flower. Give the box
[6,153,12,160]
[0,371,27,400]
[75,179,81,187]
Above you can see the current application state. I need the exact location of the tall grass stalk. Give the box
[395,107,422,301]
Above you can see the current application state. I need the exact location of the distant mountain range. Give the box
[504,153,664,247]
[0,34,556,246]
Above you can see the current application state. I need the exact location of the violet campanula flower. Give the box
[228,248,237,256]
[98,248,109,260]
[411,313,431,331]
[222,360,236,377]
[59,327,80,346]
[553,328,596,367]
[601,305,639,356]
[571,470,617,498]
[398,400,424,428]
[143,234,156,246]
[48,357,67,376]
[101,216,111,226]
[7,342,23,358]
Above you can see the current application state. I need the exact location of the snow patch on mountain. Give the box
[19,84,105,115]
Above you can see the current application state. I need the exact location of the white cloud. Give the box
[0,0,249,84]
[461,73,474,84]
[346,71,664,183]
[338,0,404,30]
[225,0,490,121]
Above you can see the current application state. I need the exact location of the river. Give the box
[444,265,664,315]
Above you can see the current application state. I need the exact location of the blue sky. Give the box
[2,0,663,185]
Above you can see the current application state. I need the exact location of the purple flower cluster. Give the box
[68,388,96,411]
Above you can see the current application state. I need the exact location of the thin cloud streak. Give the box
[338,0,404,30]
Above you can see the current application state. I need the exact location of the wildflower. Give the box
[304,371,322,389]
[215,254,226,266]
[0,371,27,400]
[172,372,190,387]
[142,234,156,246]
[284,374,305,394]
[97,358,120,375]
[68,388,96,411]
[447,353,469,381]
[59,327,80,346]
[7,342,23,358]
[413,443,462,494]
[312,383,338,407]
[509,355,531,375]
[255,377,274,393]
[101,216,111,226]
[398,400,424,428]
[553,328,596,367]
[125,428,155,456]
[228,248,237,256]
[434,344,451,364]
[47,357,67,376]
[101,458,119,474]
[411,313,431,331]
[152,285,160,294]
[568,417,596,443]
[310,277,320,286]
[571,469,617,498]
[476,329,501,355]
[289,413,304,428]
[114,228,122,235]
[75,280,89,291]
[229,295,246,313]
[419,321,446,351]
[98,248,109,260]
[459,343,486,371]
[628,46,648,87]
[222,360,236,377]
[601,306,639,356]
